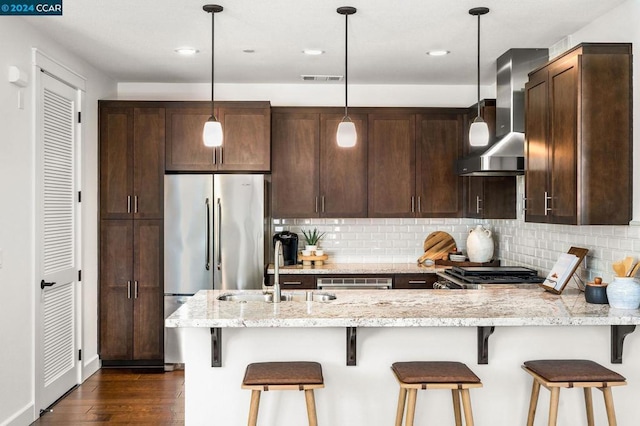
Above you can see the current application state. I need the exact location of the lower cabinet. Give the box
[394,274,437,289]
[99,219,164,364]
[266,274,316,290]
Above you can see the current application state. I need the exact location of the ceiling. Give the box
[23,0,627,85]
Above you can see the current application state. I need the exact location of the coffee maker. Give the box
[273,231,299,265]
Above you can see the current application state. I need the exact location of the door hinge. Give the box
[78,191,81,203]
[77,111,81,123]
[78,270,82,281]
[78,349,82,361]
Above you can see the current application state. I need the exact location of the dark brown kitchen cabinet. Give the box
[99,103,165,220]
[99,219,164,363]
[271,108,367,218]
[266,274,316,290]
[394,274,437,289]
[165,101,271,172]
[368,109,465,218]
[524,43,632,225]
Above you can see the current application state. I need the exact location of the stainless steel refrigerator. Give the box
[164,174,265,364]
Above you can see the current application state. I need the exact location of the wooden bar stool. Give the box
[391,361,483,426]
[522,359,627,426]
[241,361,324,426]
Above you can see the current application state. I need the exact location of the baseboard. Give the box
[82,354,101,381]
[0,402,35,426]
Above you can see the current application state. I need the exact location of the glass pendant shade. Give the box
[337,119,357,148]
[203,117,223,147]
[469,117,490,146]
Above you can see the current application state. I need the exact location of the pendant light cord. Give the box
[344,12,349,119]
[476,13,481,118]
[211,11,215,118]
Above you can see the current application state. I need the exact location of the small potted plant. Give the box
[301,228,325,254]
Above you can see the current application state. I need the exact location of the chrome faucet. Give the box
[273,240,282,303]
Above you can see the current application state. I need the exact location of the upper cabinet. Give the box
[99,102,165,220]
[165,101,271,172]
[464,99,516,219]
[524,43,632,225]
[368,109,465,218]
[271,108,367,218]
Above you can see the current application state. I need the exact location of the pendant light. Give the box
[202,4,223,147]
[336,6,357,148]
[468,7,490,147]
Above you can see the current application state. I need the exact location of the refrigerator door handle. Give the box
[206,198,211,270]
[216,198,222,270]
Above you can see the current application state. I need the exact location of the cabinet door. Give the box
[415,113,464,217]
[483,177,516,219]
[319,113,368,217]
[133,220,164,360]
[272,112,320,218]
[394,274,437,289]
[133,108,165,219]
[524,74,550,223]
[165,107,215,171]
[548,57,578,224]
[217,107,271,172]
[368,112,415,217]
[100,107,133,220]
[99,220,134,359]
[466,177,484,219]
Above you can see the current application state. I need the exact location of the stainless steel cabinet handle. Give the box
[315,196,318,213]
[127,196,131,213]
[417,196,421,213]
[411,196,415,213]
[127,281,131,299]
[216,198,222,270]
[219,147,223,164]
[408,280,427,284]
[476,195,482,214]
[134,281,139,299]
[544,191,552,215]
[522,196,527,213]
[283,281,302,285]
[321,196,325,213]
[206,198,211,271]
[134,195,139,213]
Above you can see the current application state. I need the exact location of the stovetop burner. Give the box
[442,266,544,285]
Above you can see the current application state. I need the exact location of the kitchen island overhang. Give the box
[166,288,640,366]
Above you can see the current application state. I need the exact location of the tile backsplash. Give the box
[273,181,639,284]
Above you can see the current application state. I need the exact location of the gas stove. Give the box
[435,266,544,289]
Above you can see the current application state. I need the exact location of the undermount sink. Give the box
[217,292,336,303]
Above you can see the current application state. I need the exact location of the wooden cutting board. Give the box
[418,231,457,263]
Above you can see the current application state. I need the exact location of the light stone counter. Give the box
[165,287,640,329]
[264,262,442,275]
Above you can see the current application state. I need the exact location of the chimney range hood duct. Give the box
[457,48,548,176]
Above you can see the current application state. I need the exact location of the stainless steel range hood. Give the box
[457,48,548,176]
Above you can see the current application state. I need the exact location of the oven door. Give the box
[317,277,392,290]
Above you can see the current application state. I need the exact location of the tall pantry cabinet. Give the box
[99,102,164,365]
[524,43,632,225]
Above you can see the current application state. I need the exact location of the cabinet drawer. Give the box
[267,274,316,289]
[394,274,437,289]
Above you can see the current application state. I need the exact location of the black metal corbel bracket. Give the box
[347,327,357,366]
[477,326,495,364]
[211,327,222,367]
[611,324,636,364]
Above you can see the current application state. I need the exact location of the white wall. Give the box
[0,17,116,426]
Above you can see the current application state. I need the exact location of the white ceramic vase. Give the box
[466,225,494,263]
[606,276,640,309]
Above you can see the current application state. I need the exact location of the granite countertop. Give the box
[265,262,443,275]
[165,287,640,328]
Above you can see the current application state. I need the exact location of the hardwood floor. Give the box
[33,369,184,425]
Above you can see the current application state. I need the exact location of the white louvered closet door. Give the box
[35,72,80,412]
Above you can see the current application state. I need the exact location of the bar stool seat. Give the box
[522,359,626,426]
[391,361,482,426]
[242,361,324,426]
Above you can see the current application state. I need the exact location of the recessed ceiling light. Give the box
[427,50,450,56]
[175,47,199,55]
[303,49,325,56]
[243,49,255,53]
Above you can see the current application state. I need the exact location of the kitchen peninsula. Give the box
[166,287,640,425]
